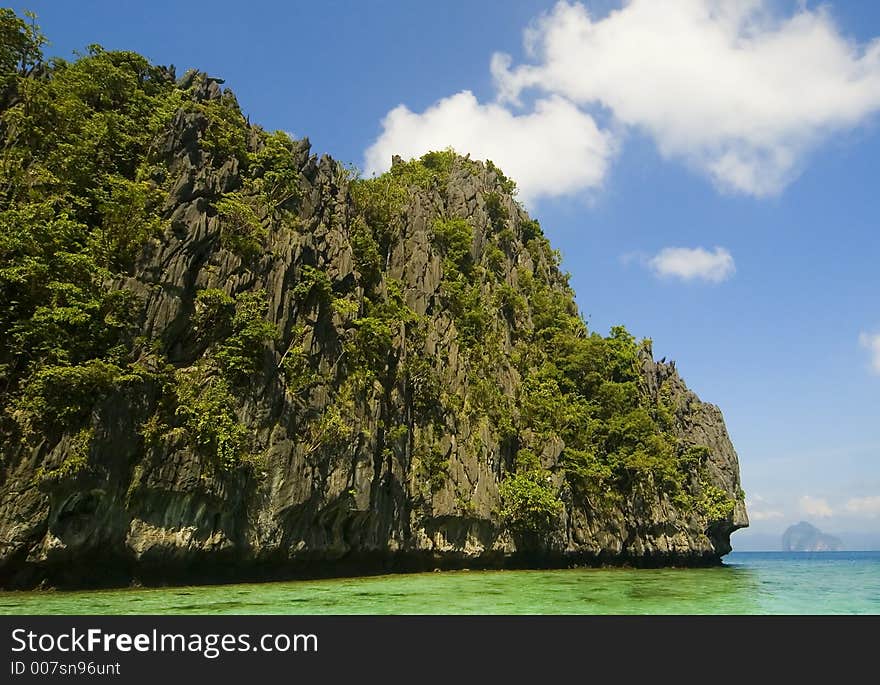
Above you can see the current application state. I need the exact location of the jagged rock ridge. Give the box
[0,65,748,588]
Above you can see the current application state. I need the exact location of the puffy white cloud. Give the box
[363,91,615,204]
[492,0,880,196]
[749,508,784,522]
[859,332,880,374]
[647,246,735,282]
[799,495,833,518]
[745,495,783,522]
[845,495,880,517]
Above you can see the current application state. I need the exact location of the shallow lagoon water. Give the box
[1,552,877,614]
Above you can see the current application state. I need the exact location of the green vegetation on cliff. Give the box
[0,9,740,575]
[0,11,286,470]
[345,155,730,528]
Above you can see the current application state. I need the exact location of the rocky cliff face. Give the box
[0,71,747,589]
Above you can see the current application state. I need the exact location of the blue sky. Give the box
[19,0,880,548]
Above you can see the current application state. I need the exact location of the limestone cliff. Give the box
[0,69,747,588]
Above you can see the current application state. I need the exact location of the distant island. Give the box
[782,522,843,552]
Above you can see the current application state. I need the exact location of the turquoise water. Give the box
[0,552,877,614]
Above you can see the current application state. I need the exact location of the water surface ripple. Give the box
[1,552,876,615]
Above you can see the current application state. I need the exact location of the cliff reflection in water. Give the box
[0,564,762,614]
[4,553,878,615]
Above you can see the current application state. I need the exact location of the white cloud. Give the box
[492,0,880,196]
[647,246,735,282]
[799,495,833,518]
[746,494,784,521]
[845,496,880,517]
[859,332,880,374]
[749,508,784,522]
[363,91,615,204]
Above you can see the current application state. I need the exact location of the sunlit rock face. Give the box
[0,72,746,589]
